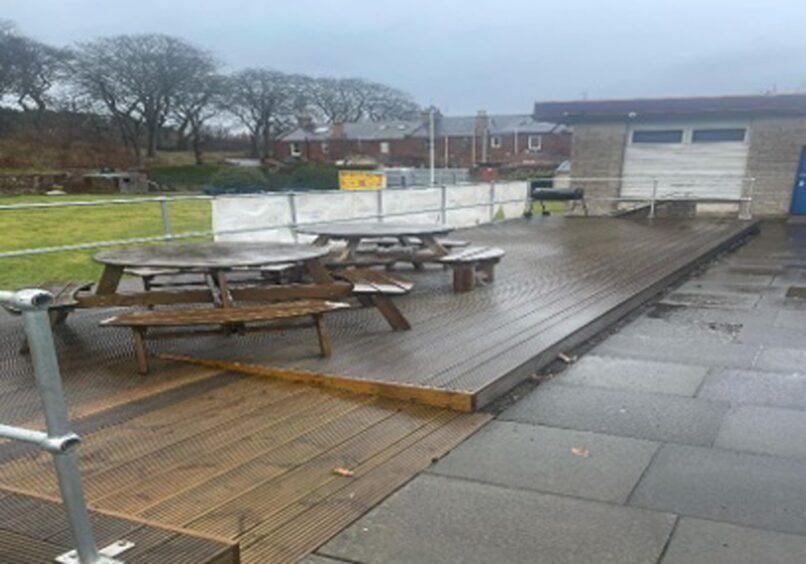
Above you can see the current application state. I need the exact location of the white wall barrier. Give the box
[213,182,529,242]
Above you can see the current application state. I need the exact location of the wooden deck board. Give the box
[0,490,237,564]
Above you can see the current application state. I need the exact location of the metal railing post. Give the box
[159,197,173,240]
[0,289,127,564]
[649,177,658,219]
[740,177,755,220]
[287,192,299,242]
[375,192,383,222]
[440,185,448,225]
[489,182,496,222]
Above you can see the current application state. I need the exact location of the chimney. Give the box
[474,110,489,136]
[331,122,345,140]
[297,114,315,132]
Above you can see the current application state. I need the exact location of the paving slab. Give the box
[318,474,676,564]
[615,317,737,345]
[660,291,761,310]
[646,303,777,326]
[429,421,659,503]
[301,556,347,564]
[662,518,806,564]
[697,368,806,409]
[716,405,806,460]
[755,346,806,373]
[691,271,775,285]
[591,334,760,369]
[558,355,708,396]
[501,382,729,446]
[630,443,806,535]
[734,323,806,347]
[676,280,785,296]
[775,309,806,330]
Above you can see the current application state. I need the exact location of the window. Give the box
[528,135,542,151]
[632,130,683,143]
[379,141,390,154]
[320,141,329,154]
[692,128,746,143]
[290,142,301,156]
[490,135,501,149]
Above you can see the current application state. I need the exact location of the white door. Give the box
[622,120,750,200]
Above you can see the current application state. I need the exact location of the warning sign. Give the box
[339,170,386,191]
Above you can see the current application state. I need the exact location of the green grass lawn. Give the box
[0,194,211,288]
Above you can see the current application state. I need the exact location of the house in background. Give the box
[275,111,570,172]
[534,93,806,216]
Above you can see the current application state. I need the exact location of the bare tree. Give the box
[224,69,302,159]
[72,34,216,162]
[305,76,419,123]
[170,74,225,165]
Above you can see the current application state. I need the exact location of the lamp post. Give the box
[429,106,436,186]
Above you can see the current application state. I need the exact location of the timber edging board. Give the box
[156,353,476,412]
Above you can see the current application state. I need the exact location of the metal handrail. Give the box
[0,183,529,258]
[0,290,128,564]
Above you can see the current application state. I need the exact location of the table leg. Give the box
[420,235,449,258]
[215,270,234,308]
[336,238,361,262]
[96,264,124,295]
[312,235,330,247]
[305,259,335,284]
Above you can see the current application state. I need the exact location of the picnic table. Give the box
[91,242,337,307]
[297,222,455,266]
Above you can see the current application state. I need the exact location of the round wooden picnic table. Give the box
[297,222,455,264]
[92,242,335,302]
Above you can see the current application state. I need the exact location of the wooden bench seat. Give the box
[439,246,506,293]
[332,268,413,330]
[101,300,349,374]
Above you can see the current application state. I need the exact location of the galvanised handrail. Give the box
[0,289,127,564]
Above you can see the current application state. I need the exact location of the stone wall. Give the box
[0,173,72,195]
[569,122,627,215]
[746,117,806,216]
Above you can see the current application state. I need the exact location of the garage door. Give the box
[621,120,750,200]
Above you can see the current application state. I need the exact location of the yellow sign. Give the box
[339,170,386,191]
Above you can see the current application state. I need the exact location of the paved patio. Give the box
[311,220,806,563]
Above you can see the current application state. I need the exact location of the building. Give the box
[533,93,806,216]
[276,112,570,171]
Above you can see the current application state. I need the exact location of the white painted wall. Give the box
[213,182,529,242]
[622,119,750,199]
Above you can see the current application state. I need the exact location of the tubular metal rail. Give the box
[0,289,131,564]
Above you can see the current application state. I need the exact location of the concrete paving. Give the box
[313,220,806,563]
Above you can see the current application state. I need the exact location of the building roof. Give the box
[280,114,565,142]
[533,93,806,123]
[282,120,424,142]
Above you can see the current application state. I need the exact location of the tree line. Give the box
[0,20,421,165]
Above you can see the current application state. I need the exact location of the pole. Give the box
[429,107,436,186]
[514,125,519,154]
[159,198,173,240]
[649,177,658,219]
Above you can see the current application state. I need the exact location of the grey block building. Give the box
[534,94,806,216]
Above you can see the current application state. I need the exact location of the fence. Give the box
[555,176,755,219]
[0,290,131,563]
[0,182,528,255]
[383,167,471,187]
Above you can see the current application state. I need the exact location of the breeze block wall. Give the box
[568,122,628,215]
[746,117,806,216]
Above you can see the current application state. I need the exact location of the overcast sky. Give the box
[5,0,806,115]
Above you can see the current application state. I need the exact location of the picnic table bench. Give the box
[440,246,506,292]
[102,300,349,374]
[331,268,413,331]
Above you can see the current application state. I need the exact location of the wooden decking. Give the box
[161,217,759,409]
[0,375,489,563]
[0,489,238,564]
[0,216,757,562]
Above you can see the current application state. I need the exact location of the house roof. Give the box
[533,93,806,123]
[280,114,565,142]
[282,120,424,142]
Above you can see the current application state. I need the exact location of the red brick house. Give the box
[275,111,570,170]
